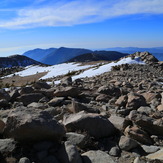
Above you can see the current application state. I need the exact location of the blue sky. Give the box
[0,0,163,57]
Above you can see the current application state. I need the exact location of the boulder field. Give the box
[0,52,163,163]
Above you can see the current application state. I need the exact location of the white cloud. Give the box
[0,0,163,29]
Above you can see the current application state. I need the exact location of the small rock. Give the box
[119,136,138,151]
[19,157,30,163]
[141,145,160,154]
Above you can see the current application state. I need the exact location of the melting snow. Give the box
[4,57,145,82]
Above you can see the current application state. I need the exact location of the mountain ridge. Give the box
[0,54,44,68]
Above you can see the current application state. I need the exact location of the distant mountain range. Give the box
[105,47,163,61]
[68,51,128,62]
[23,47,128,65]
[0,55,43,68]
[22,47,163,66]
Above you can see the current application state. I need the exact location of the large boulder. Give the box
[63,111,116,139]
[3,108,65,142]
[82,150,115,163]
[17,93,44,105]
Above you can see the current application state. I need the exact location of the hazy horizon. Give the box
[0,0,163,57]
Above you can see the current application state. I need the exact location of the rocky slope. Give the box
[0,55,44,68]
[0,52,163,163]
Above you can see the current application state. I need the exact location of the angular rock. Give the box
[0,89,10,101]
[141,145,160,154]
[66,132,87,148]
[4,108,65,142]
[115,95,128,107]
[142,92,160,103]
[19,87,34,95]
[61,76,72,86]
[17,93,44,105]
[53,87,80,97]
[0,139,16,154]
[63,111,116,139]
[157,104,163,112]
[95,94,110,102]
[71,100,99,113]
[130,113,163,136]
[124,125,153,145]
[9,89,20,102]
[146,148,163,161]
[27,102,48,110]
[48,97,65,107]
[56,141,82,163]
[33,81,51,89]
[109,115,130,132]
[119,136,138,151]
[127,93,146,109]
[82,150,115,163]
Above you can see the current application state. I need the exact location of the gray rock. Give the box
[19,157,30,163]
[4,108,65,142]
[82,150,115,163]
[133,157,146,163]
[71,100,99,113]
[119,136,138,151]
[137,106,153,115]
[66,132,87,148]
[61,76,72,86]
[27,102,48,109]
[48,97,65,107]
[146,148,163,160]
[141,145,160,154]
[56,141,82,163]
[109,115,130,132]
[109,146,120,157]
[63,111,116,139]
[17,93,44,106]
[0,139,16,154]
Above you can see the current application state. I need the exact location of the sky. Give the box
[0,0,163,57]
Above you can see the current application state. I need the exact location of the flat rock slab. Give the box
[63,111,116,139]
